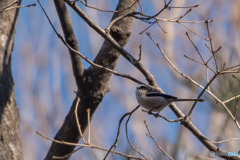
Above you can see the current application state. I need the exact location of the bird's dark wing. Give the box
[146,92,178,99]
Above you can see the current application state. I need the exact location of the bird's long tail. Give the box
[173,98,204,102]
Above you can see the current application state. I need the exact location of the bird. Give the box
[135,84,204,116]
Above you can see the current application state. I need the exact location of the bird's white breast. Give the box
[136,89,170,112]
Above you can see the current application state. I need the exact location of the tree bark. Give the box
[0,0,23,160]
[45,0,138,159]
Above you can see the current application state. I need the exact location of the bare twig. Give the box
[74,97,87,144]
[139,7,193,34]
[0,0,36,13]
[206,68,210,91]
[148,0,173,19]
[205,46,222,64]
[233,75,240,81]
[142,110,184,122]
[223,95,240,104]
[104,105,141,160]
[223,62,226,70]
[87,108,90,144]
[206,21,218,72]
[211,138,240,144]
[0,0,18,13]
[38,0,145,85]
[186,32,205,63]
[53,146,84,159]
[138,1,143,13]
[37,131,143,159]
[106,12,140,32]
[234,97,239,120]
[177,8,192,21]
[139,22,155,34]
[156,18,213,24]
[179,22,209,41]
[147,32,240,130]
[126,107,148,160]
[223,64,240,72]
[77,0,139,13]
[133,44,142,63]
[184,55,204,65]
[187,74,217,116]
[157,22,167,33]
[144,121,174,160]
[168,4,199,9]
[183,55,216,73]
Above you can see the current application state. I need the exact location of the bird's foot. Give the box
[148,110,154,115]
[153,113,159,118]
[148,110,159,118]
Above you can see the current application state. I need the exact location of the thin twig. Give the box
[133,44,142,63]
[74,97,87,144]
[206,67,210,91]
[177,8,192,21]
[106,12,140,32]
[53,146,84,159]
[139,22,155,34]
[149,0,173,19]
[147,32,240,130]
[186,32,205,63]
[144,121,174,160]
[205,46,222,64]
[179,22,210,41]
[156,18,213,24]
[77,0,139,13]
[0,1,36,13]
[183,54,216,74]
[0,0,18,13]
[188,74,217,116]
[38,0,144,85]
[206,21,218,72]
[126,107,148,160]
[223,95,240,104]
[142,110,184,122]
[168,4,199,9]
[104,105,141,160]
[233,75,240,81]
[157,22,167,33]
[184,55,204,65]
[234,97,239,119]
[37,131,144,159]
[223,62,226,70]
[223,64,240,72]
[87,108,90,144]
[211,138,240,144]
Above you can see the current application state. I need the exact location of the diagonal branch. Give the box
[44,0,141,159]
[63,0,158,86]
[53,0,84,86]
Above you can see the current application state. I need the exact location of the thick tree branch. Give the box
[63,0,158,86]
[0,0,23,160]
[43,1,239,160]
[54,0,84,86]
[45,0,139,159]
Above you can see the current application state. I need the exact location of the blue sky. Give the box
[11,0,240,159]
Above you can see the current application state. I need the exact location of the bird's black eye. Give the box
[138,86,150,91]
[139,86,145,90]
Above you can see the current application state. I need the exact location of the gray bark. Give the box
[45,0,138,159]
[0,0,23,160]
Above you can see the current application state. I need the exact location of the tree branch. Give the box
[53,0,84,86]
[44,0,140,159]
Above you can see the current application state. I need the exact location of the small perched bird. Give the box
[135,84,204,116]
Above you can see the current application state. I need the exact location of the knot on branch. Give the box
[110,26,131,43]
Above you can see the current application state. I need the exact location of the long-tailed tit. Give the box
[136,84,204,116]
